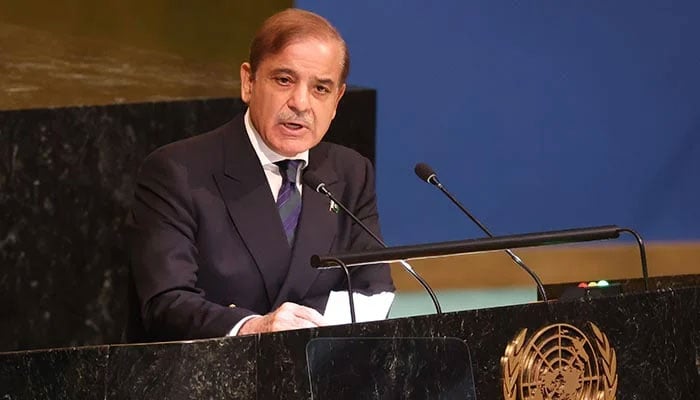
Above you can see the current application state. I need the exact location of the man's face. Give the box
[240,37,347,157]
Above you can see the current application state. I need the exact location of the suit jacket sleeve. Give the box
[127,148,255,341]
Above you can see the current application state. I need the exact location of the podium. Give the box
[1,275,698,399]
[307,337,475,398]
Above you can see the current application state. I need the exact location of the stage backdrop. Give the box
[298,1,700,247]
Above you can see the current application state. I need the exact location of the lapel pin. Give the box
[329,200,340,214]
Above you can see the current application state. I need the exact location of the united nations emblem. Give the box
[501,322,617,400]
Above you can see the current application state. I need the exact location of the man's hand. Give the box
[238,302,327,335]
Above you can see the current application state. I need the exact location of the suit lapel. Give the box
[272,147,343,308]
[213,116,290,307]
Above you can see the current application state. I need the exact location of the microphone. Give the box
[303,171,443,315]
[414,162,549,302]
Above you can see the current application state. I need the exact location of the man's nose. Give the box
[287,85,310,113]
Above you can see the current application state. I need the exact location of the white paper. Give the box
[323,291,395,325]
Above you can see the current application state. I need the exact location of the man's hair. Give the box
[248,8,350,84]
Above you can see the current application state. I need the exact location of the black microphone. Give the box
[303,171,443,315]
[414,162,549,302]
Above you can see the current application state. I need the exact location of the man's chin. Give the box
[274,144,311,157]
[271,138,319,157]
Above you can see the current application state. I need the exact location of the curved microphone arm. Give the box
[319,185,444,315]
[396,260,443,314]
[304,173,443,316]
[434,179,548,302]
[415,162,548,302]
[617,228,649,291]
[325,256,356,324]
[503,249,548,302]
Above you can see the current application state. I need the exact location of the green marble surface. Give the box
[389,287,536,318]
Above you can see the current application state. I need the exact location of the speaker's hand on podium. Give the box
[238,302,327,334]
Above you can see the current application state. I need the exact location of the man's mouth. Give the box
[281,121,307,130]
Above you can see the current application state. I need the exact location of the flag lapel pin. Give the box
[329,200,340,213]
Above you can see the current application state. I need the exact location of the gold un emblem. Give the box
[501,322,617,400]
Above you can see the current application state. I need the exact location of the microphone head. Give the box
[302,170,326,193]
[414,162,438,185]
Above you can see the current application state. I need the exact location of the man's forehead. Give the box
[263,56,342,82]
[263,37,343,73]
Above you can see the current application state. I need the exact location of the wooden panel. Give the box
[389,242,700,291]
[1,2,290,110]
[0,1,291,64]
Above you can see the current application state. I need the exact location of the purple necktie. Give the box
[275,159,303,246]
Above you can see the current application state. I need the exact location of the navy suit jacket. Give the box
[125,114,394,342]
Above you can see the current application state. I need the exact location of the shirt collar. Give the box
[244,109,309,169]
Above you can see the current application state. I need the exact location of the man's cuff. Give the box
[227,314,261,336]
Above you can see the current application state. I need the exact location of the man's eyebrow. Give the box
[316,78,336,87]
[269,68,337,87]
[269,68,297,77]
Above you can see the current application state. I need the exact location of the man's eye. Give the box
[275,77,292,85]
[316,85,330,94]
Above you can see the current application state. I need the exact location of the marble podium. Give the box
[1,276,698,399]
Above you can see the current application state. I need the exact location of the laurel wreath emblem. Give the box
[501,322,618,400]
[501,328,527,400]
[590,322,618,399]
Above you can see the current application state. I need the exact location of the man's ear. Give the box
[240,62,254,104]
[331,83,347,119]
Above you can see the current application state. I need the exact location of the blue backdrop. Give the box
[297,1,700,244]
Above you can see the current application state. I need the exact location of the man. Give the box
[125,8,394,342]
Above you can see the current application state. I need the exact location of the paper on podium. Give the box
[323,291,395,325]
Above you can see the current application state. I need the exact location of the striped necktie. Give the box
[275,159,303,246]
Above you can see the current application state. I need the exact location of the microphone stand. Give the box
[415,162,548,302]
[618,228,649,290]
[308,178,443,315]
[430,175,548,302]
[325,256,356,325]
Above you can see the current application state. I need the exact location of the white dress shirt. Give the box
[227,110,309,336]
